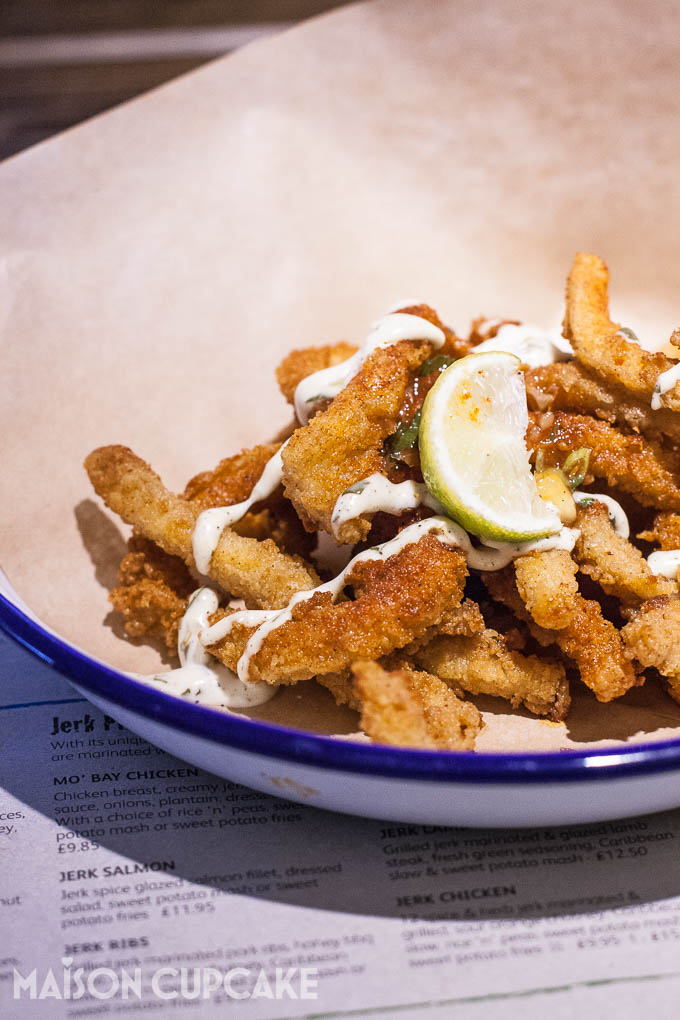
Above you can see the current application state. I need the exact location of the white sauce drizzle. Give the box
[573,490,630,539]
[192,441,288,575]
[473,323,572,367]
[203,514,578,682]
[330,473,444,538]
[651,363,680,410]
[293,312,446,426]
[134,588,277,708]
[647,550,680,580]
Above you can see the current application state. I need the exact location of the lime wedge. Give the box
[419,351,561,541]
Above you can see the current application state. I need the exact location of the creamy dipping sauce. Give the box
[573,491,630,539]
[293,312,446,426]
[134,588,276,708]
[473,324,573,367]
[192,442,288,575]
[652,363,680,410]
[647,550,680,580]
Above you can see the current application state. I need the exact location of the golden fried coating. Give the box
[276,342,358,405]
[351,660,482,750]
[109,536,194,653]
[184,443,280,509]
[484,563,639,702]
[638,512,680,550]
[206,535,468,685]
[525,362,680,441]
[514,550,579,630]
[315,670,360,710]
[401,599,486,656]
[564,252,680,410]
[575,500,675,603]
[622,597,680,701]
[528,412,680,511]
[281,337,436,543]
[416,629,570,720]
[84,445,319,610]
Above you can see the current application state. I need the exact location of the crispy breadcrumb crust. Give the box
[281,337,436,543]
[84,445,319,609]
[205,535,468,685]
[416,629,569,720]
[564,252,680,410]
[352,660,482,750]
[528,412,680,511]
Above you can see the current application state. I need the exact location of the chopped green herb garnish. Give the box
[562,447,591,490]
[419,354,456,377]
[153,676,168,683]
[577,497,595,507]
[387,408,422,454]
[181,688,191,697]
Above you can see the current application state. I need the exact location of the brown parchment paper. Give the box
[2,0,680,750]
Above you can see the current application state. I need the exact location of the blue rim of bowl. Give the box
[4,589,680,784]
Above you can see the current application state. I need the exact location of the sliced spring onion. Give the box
[419,354,456,377]
[561,447,592,490]
[387,408,423,454]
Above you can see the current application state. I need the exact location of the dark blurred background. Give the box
[1,1,348,161]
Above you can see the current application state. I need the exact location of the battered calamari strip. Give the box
[206,534,468,685]
[85,445,319,610]
[513,549,580,631]
[276,342,358,405]
[575,501,675,604]
[415,629,569,720]
[351,660,482,750]
[622,598,680,702]
[484,563,639,702]
[401,599,485,656]
[109,536,194,652]
[281,337,438,543]
[525,362,680,441]
[564,252,680,410]
[528,412,680,511]
[184,443,280,509]
[638,512,680,550]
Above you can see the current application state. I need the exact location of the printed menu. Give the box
[2,626,680,1019]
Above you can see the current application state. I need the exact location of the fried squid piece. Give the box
[85,446,319,610]
[351,660,482,750]
[315,670,360,710]
[622,598,680,702]
[485,560,639,702]
[206,535,468,685]
[575,501,675,604]
[528,412,680,512]
[514,550,580,630]
[184,443,280,509]
[183,441,315,560]
[416,629,569,720]
[638,512,680,550]
[109,536,194,653]
[276,342,358,405]
[281,337,437,543]
[401,599,486,656]
[525,362,680,441]
[564,252,680,410]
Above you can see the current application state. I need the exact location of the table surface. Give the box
[1,1,347,161]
